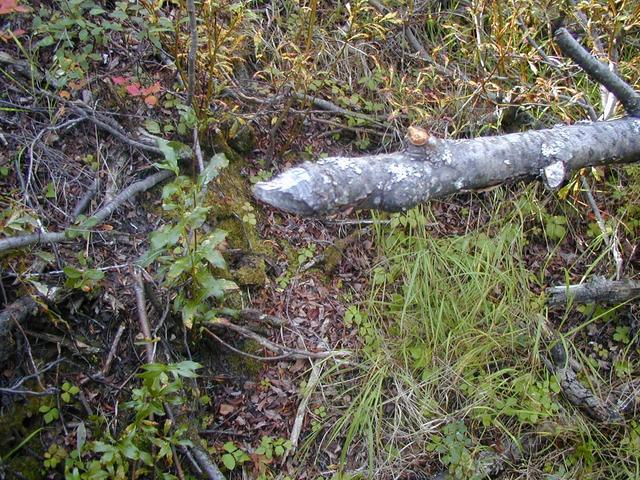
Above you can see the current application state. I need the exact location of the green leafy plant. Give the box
[140,144,237,328]
[59,361,201,479]
[296,243,317,267]
[544,214,568,242]
[613,325,631,344]
[39,404,59,424]
[61,381,80,403]
[427,421,475,479]
[252,436,293,479]
[43,443,67,470]
[221,441,250,471]
[32,0,124,85]
[241,202,257,226]
[63,266,104,292]
[311,406,327,433]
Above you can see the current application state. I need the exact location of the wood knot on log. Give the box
[406,125,437,148]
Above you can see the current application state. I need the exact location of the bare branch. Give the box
[206,318,350,360]
[554,27,640,117]
[133,268,155,364]
[253,118,640,216]
[0,170,174,253]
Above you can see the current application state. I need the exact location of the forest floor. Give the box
[1,1,640,479]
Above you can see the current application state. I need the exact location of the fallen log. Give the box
[254,26,640,217]
[547,276,640,307]
[253,117,640,216]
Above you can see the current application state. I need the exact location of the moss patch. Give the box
[206,154,271,288]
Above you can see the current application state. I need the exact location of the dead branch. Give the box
[203,327,295,361]
[72,177,101,220]
[133,268,155,364]
[235,308,288,328]
[0,296,38,355]
[554,27,640,117]
[206,318,350,360]
[0,170,174,253]
[190,445,227,480]
[253,117,640,216]
[68,104,165,155]
[546,342,623,423]
[580,177,624,279]
[289,361,322,449]
[547,276,640,306]
[102,324,126,377]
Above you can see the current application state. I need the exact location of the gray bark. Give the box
[554,28,640,117]
[547,276,640,307]
[253,117,640,216]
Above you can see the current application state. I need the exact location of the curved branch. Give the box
[253,117,640,216]
[554,27,640,117]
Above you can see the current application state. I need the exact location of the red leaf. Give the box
[0,28,25,41]
[111,76,128,85]
[141,82,161,96]
[0,0,31,14]
[125,83,142,96]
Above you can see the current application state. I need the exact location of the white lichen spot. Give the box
[541,161,565,189]
[455,179,464,190]
[633,119,640,134]
[442,146,453,165]
[263,167,311,191]
[504,159,511,166]
[389,163,410,182]
[541,142,560,158]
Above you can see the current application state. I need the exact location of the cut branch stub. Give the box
[253,118,640,216]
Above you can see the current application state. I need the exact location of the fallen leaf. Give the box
[219,403,235,415]
[0,0,31,14]
[141,82,161,96]
[125,83,142,96]
[111,76,128,85]
[144,95,158,107]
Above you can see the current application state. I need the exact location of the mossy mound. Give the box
[206,155,271,288]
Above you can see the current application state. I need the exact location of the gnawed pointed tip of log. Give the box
[253,166,319,216]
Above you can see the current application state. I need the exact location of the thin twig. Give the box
[289,361,322,449]
[102,324,126,377]
[580,177,623,280]
[72,176,101,220]
[69,104,164,155]
[186,0,197,106]
[554,27,640,117]
[0,387,57,396]
[368,0,468,81]
[190,445,227,480]
[517,16,562,67]
[3,358,65,391]
[0,170,174,253]
[203,327,295,361]
[207,318,350,360]
[133,268,155,364]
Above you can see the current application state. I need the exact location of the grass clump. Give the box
[316,202,570,478]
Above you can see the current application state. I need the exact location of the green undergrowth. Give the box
[311,191,640,479]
